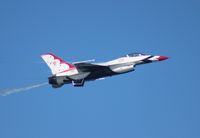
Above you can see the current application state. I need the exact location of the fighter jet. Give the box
[41,53,168,87]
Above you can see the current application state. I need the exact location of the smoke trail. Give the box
[0,82,48,96]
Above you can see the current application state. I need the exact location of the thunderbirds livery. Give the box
[41,53,168,87]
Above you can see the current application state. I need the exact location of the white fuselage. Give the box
[97,55,153,73]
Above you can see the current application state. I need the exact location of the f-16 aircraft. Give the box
[41,53,168,87]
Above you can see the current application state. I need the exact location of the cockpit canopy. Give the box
[123,53,145,57]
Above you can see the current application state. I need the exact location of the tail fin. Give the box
[41,53,76,75]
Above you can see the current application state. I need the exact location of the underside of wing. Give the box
[74,63,109,72]
[74,63,117,80]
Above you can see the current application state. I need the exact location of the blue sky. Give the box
[0,0,200,138]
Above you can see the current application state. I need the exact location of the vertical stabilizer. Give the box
[41,53,77,75]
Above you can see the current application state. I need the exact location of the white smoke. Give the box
[0,82,48,96]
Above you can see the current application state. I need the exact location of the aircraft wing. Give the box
[74,63,115,80]
[74,63,110,72]
[72,59,95,64]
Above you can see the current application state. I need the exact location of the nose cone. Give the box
[158,56,169,61]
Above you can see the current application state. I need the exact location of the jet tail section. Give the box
[41,53,78,76]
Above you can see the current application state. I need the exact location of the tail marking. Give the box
[41,53,76,75]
